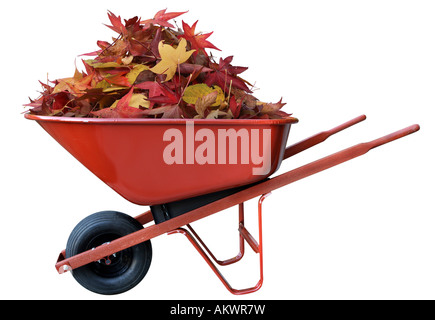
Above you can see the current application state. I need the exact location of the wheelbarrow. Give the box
[25,113,419,295]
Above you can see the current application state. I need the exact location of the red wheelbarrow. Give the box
[25,113,419,295]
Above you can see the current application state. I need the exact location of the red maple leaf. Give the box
[135,81,166,98]
[229,96,242,118]
[124,16,142,34]
[116,87,144,117]
[105,11,128,35]
[141,9,187,28]
[147,84,180,105]
[104,73,131,87]
[92,87,143,118]
[179,21,220,56]
[80,40,112,57]
[205,56,252,93]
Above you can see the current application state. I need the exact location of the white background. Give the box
[0,0,433,300]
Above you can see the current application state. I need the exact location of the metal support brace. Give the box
[168,193,271,295]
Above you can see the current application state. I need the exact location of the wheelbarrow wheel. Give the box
[65,211,152,295]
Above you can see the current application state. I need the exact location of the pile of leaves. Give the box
[25,9,291,119]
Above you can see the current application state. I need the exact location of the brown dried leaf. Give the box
[195,91,218,118]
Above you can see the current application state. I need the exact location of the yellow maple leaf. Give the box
[182,84,225,107]
[150,38,195,81]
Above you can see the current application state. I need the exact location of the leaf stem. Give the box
[178,73,193,105]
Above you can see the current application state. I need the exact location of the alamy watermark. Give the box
[163,121,272,175]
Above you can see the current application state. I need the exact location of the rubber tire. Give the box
[65,211,152,295]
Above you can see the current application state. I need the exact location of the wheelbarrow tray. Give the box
[25,114,298,205]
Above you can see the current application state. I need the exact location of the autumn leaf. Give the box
[52,70,94,95]
[206,109,228,119]
[110,93,150,110]
[180,20,220,56]
[51,92,72,112]
[257,98,286,115]
[103,74,130,87]
[194,91,218,118]
[92,87,148,118]
[257,98,291,118]
[182,84,224,107]
[161,104,183,118]
[150,38,195,81]
[178,63,213,75]
[126,64,149,84]
[85,59,122,69]
[229,96,241,118]
[90,107,119,118]
[134,81,166,98]
[149,27,163,60]
[142,104,183,118]
[141,9,187,28]
[205,56,252,93]
[124,16,142,35]
[100,38,129,58]
[146,84,180,105]
[122,55,134,65]
[27,90,74,116]
[80,40,112,57]
[105,11,127,35]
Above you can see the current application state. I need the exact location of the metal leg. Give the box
[168,193,271,295]
[183,202,245,266]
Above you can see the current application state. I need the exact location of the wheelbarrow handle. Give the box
[366,124,420,150]
[269,123,421,194]
[284,114,367,159]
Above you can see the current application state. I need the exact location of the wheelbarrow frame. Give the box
[54,115,420,294]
